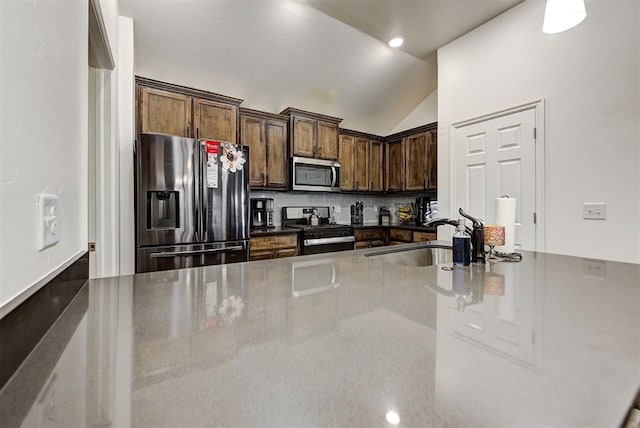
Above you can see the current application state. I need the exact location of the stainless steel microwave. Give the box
[291,156,341,192]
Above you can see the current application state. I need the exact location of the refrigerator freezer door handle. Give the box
[200,142,208,241]
[194,143,200,242]
[150,246,244,258]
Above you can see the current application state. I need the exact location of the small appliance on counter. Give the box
[350,201,363,225]
[250,198,274,229]
[415,196,432,224]
[378,206,391,226]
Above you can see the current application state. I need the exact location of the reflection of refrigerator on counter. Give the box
[135,133,250,273]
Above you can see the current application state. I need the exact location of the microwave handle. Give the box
[331,166,337,187]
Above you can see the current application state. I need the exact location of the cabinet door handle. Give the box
[196,127,200,139]
[186,123,191,137]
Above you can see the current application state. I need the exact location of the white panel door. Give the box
[454,107,536,250]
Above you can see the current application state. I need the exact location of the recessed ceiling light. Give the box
[388,36,404,48]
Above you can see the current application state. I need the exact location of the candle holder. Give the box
[484,225,505,260]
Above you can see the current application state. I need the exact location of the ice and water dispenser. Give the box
[147,191,179,229]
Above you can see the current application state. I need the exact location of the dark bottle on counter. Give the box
[453,219,471,266]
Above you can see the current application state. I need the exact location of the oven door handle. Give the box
[304,236,355,246]
[150,246,244,258]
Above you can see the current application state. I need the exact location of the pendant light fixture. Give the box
[542,0,587,34]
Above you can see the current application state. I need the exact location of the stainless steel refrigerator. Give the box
[135,133,250,273]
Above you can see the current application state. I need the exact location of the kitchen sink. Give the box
[364,244,452,267]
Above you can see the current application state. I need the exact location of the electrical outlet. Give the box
[583,203,606,220]
[37,194,59,250]
[582,259,606,279]
[333,205,341,214]
[373,205,378,213]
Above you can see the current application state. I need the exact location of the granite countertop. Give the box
[1,245,639,427]
[249,226,302,237]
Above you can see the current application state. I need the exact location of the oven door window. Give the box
[296,164,333,187]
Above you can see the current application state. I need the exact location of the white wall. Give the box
[437,0,640,263]
[0,0,89,311]
[390,89,438,134]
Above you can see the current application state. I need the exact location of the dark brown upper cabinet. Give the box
[385,138,404,191]
[136,77,242,144]
[404,131,428,191]
[427,130,437,190]
[339,133,371,191]
[354,137,369,191]
[339,129,386,193]
[369,139,384,192]
[239,108,288,190]
[139,87,192,137]
[339,134,355,191]
[384,123,437,192]
[281,108,342,161]
[194,98,237,143]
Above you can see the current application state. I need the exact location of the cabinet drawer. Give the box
[355,242,370,250]
[276,248,298,258]
[413,231,437,242]
[370,240,386,248]
[250,234,298,251]
[250,250,276,261]
[389,228,413,242]
[390,240,408,245]
[354,228,385,241]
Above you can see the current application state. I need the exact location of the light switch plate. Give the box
[583,203,606,220]
[37,193,59,250]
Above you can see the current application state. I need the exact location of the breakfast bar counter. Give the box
[1,244,638,427]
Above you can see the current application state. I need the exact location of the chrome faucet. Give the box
[424,208,486,264]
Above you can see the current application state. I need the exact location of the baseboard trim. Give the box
[0,252,89,389]
[0,250,86,319]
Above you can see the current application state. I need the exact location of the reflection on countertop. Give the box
[1,247,639,427]
[249,226,302,237]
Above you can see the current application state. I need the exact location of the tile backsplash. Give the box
[251,190,436,226]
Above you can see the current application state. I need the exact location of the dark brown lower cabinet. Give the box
[354,228,386,249]
[249,234,299,261]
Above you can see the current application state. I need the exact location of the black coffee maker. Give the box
[250,198,274,229]
[415,196,431,225]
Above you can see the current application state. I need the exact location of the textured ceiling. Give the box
[119,0,520,135]
[305,0,522,60]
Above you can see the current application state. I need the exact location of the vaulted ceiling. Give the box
[119,0,521,135]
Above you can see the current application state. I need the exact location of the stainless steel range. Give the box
[282,207,354,255]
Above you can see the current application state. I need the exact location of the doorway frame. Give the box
[449,99,546,253]
[88,0,117,279]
